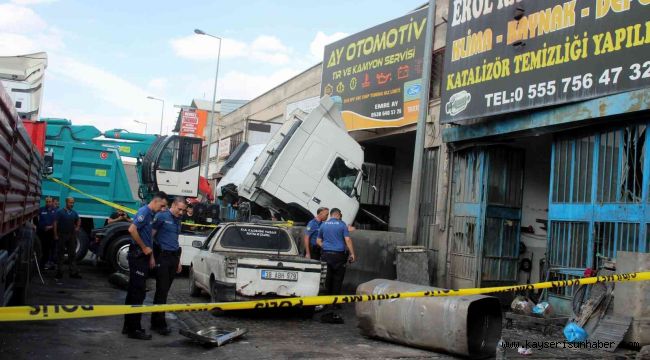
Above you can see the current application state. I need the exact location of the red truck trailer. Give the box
[0,80,48,305]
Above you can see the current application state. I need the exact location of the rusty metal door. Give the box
[547,123,649,315]
[450,147,524,289]
[481,148,524,287]
[450,149,485,289]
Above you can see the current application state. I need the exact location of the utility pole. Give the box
[405,0,437,245]
[195,29,222,179]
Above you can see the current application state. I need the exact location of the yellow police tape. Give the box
[46,177,299,229]
[0,271,648,322]
[48,177,138,216]
[48,176,217,228]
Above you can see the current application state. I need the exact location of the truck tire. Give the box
[210,279,225,316]
[188,267,201,297]
[75,230,90,261]
[107,235,131,274]
[10,225,35,305]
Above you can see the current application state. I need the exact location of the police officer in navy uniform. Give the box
[37,196,56,269]
[303,207,329,260]
[53,197,81,279]
[150,197,186,335]
[122,191,167,340]
[317,208,356,297]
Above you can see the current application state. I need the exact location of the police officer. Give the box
[304,207,329,260]
[37,197,56,269]
[53,197,81,279]
[317,208,356,297]
[150,197,186,335]
[122,191,167,340]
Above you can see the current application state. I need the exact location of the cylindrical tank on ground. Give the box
[356,279,502,359]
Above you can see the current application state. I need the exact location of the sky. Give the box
[0,0,424,134]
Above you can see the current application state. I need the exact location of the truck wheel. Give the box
[11,226,35,305]
[210,280,225,316]
[75,230,90,261]
[189,267,201,297]
[108,235,131,273]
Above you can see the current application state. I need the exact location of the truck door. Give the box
[313,156,361,224]
[155,136,202,197]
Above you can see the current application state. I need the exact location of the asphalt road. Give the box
[0,261,642,359]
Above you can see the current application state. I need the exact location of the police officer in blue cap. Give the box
[122,191,167,340]
[150,196,186,335]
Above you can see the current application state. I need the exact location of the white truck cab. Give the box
[188,223,325,303]
[217,96,364,224]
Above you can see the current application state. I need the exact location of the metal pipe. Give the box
[195,29,222,179]
[405,0,437,245]
[146,96,165,135]
[356,279,502,359]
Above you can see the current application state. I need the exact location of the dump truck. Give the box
[217,96,365,225]
[0,53,50,305]
[41,119,208,271]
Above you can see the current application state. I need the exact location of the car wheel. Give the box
[210,279,225,316]
[75,230,90,261]
[108,235,131,273]
[189,267,201,297]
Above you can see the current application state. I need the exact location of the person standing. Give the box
[317,208,356,297]
[180,204,196,232]
[53,197,81,279]
[150,197,186,335]
[37,197,56,269]
[304,207,329,260]
[122,191,167,340]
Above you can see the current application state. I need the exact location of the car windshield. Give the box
[219,226,292,252]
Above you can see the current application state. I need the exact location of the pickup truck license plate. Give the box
[261,270,298,281]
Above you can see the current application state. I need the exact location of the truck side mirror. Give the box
[192,240,203,249]
[43,151,54,176]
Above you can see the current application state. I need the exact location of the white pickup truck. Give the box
[188,222,325,305]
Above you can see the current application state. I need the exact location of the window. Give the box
[219,226,292,252]
[158,138,179,171]
[229,132,243,153]
[328,157,359,197]
[180,138,201,170]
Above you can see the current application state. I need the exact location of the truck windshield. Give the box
[219,226,292,252]
[327,157,359,197]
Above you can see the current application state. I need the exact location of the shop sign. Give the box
[321,8,428,131]
[440,0,650,123]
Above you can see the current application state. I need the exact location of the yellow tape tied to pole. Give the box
[1,271,648,322]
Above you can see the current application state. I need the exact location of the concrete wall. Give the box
[289,227,407,291]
